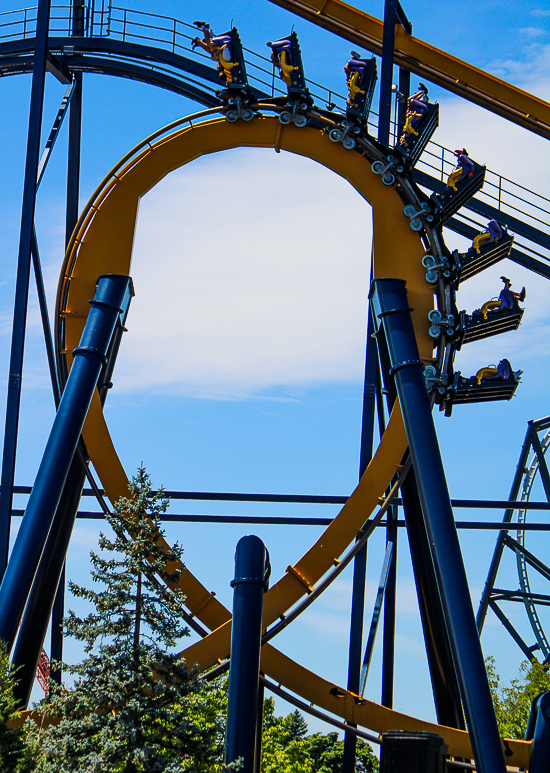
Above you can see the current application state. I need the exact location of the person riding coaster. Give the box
[400,83,429,139]
[192,22,239,83]
[344,52,368,104]
[472,219,505,254]
[473,276,526,320]
[267,39,298,86]
[473,358,521,385]
[446,148,475,191]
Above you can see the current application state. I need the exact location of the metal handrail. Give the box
[1,2,548,239]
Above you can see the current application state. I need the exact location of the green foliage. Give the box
[0,641,32,773]
[2,466,379,772]
[182,680,378,773]
[260,698,378,773]
[33,467,221,772]
[486,655,550,739]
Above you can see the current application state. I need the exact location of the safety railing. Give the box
[1,2,548,249]
[417,141,550,240]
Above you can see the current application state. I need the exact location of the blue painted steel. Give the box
[525,694,542,741]
[370,277,506,773]
[31,230,60,403]
[65,73,82,244]
[378,0,396,145]
[0,274,130,651]
[529,692,550,773]
[477,424,534,633]
[225,535,270,772]
[0,0,51,581]
[51,38,84,682]
[360,541,394,693]
[37,80,75,188]
[12,454,87,705]
[381,509,397,707]
[400,469,464,729]
[397,66,410,137]
[343,306,378,772]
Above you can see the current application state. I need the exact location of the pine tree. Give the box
[284,710,308,746]
[35,467,220,772]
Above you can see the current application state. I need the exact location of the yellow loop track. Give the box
[56,115,531,767]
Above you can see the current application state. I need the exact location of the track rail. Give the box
[267,0,550,140]
[50,107,531,766]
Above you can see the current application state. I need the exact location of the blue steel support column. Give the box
[477,424,534,633]
[378,0,396,145]
[381,505,397,707]
[370,278,506,773]
[225,535,270,773]
[343,308,378,772]
[0,0,52,580]
[11,453,88,706]
[529,692,550,773]
[400,468,464,729]
[397,67,410,139]
[50,0,85,678]
[0,274,131,651]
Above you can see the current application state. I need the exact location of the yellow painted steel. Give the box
[267,0,550,140]
[260,645,532,768]
[56,114,525,763]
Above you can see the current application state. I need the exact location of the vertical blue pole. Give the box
[529,692,550,773]
[370,278,506,773]
[381,505,397,707]
[49,0,86,681]
[343,309,377,772]
[378,0,396,145]
[0,0,52,580]
[0,274,131,651]
[225,535,269,773]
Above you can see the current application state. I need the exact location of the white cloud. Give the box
[487,43,550,99]
[519,27,547,38]
[116,148,372,398]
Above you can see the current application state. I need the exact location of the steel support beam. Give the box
[378,0,396,146]
[477,423,534,632]
[51,1,85,674]
[12,454,87,706]
[488,599,536,661]
[343,306,377,772]
[400,469,464,729]
[225,535,270,773]
[370,277,506,773]
[530,693,550,773]
[381,505,397,707]
[0,0,52,581]
[0,274,131,651]
[359,541,393,693]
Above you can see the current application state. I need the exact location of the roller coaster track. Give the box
[50,104,531,766]
[2,3,547,765]
[1,4,548,277]
[267,0,550,140]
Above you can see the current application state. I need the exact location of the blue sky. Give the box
[1,0,550,731]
